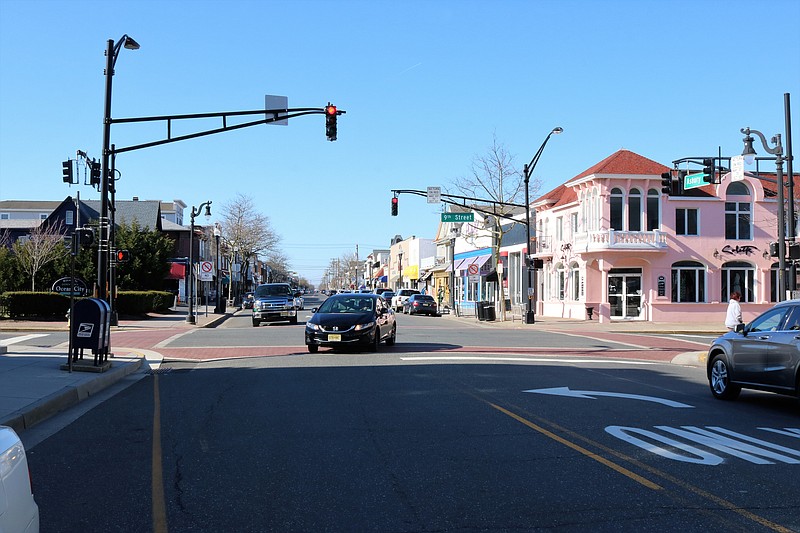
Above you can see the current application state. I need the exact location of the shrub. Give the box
[0,292,70,319]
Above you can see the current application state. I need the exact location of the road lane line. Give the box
[485,401,663,491]
[0,333,48,345]
[402,356,659,365]
[152,373,168,533]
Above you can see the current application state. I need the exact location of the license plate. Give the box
[328,334,341,342]
[281,311,292,316]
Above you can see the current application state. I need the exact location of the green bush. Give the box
[115,291,174,315]
[1,292,71,319]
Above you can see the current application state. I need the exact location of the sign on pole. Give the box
[198,261,214,281]
[441,212,474,223]
[731,155,745,182]
[683,172,707,190]
[427,186,441,204]
[265,95,288,126]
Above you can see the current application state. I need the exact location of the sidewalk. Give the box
[0,306,717,435]
[0,307,234,434]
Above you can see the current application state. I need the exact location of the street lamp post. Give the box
[523,127,563,324]
[186,201,212,324]
[742,127,786,300]
[213,224,223,313]
[98,35,139,301]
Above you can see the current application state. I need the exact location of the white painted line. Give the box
[400,356,659,365]
[525,386,694,408]
[0,333,48,346]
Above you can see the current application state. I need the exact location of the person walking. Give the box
[725,291,743,331]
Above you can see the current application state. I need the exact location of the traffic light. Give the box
[702,158,715,183]
[90,160,101,187]
[76,227,94,248]
[661,172,673,195]
[116,250,130,263]
[325,104,337,141]
[62,160,73,183]
[391,196,398,216]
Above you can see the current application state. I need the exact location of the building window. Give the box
[0,213,8,220]
[676,208,699,236]
[628,188,642,231]
[647,189,659,230]
[725,182,751,240]
[769,264,799,302]
[610,188,623,231]
[671,261,705,302]
[556,263,566,300]
[570,262,580,300]
[570,212,578,235]
[65,210,74,226]
[555,217,563,241]
[721,261,754,303]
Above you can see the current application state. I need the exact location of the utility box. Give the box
[69,297,111,367]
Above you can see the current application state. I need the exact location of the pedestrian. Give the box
[725,291,743,331]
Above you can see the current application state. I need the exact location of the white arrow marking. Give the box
[523,387,694,408]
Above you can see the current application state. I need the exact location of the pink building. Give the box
[531,149,791,324]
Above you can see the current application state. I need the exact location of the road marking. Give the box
[151,373,168,533]
[0,333,48,345]
[524,386,694,408]
[486,401,663,491]
[401,356,659,365]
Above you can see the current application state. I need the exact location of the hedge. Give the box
[0,290,174,319]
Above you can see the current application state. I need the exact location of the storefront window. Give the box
[671,261,705,303]
[721,261,754,303]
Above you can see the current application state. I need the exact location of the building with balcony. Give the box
[532,149,794,324]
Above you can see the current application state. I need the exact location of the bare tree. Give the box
[13,222,68,291]
[451,134,540,320]
[219,193,281,291]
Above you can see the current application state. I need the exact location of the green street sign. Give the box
[683,172,708,190]
[441,213,474,223]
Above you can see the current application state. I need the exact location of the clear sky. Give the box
[1,0,799,286]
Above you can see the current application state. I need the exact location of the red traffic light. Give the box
[391,196,398,216]
[325,105,337,115]
[116,250,130,262]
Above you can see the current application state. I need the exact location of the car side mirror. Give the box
[735,323,746,334]
[311,307,318,313]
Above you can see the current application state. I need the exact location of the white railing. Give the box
[574,230,667,251]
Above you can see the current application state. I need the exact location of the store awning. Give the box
[165,262,186,280]
[373,267,385,279]
[448,258,467,272]
[379,275,388,283]
[458,254,491,273]
[471,254,492,269]
[419,270,432,281]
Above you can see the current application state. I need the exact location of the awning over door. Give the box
[166,262,186,280]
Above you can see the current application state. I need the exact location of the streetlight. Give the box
[98,35,139,302]
[213,223,224,313]
[742,127,787,300]
[186,201,212,324]
[522,127,563,324]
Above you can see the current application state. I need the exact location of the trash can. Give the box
[482,301,496,322]
[586,306,595,320]
[477,301,487,321]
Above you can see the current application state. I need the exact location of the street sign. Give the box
[265,95,288,125]
[198,261,214,281]
[441,212,474,223]
[467,263,480,276]
[683,172,707,190]
[731,155,745,181]
[427,186,441,204]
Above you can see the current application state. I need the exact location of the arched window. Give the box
[671,261,706,303]
[647,188,660,230]
[725,182,752,240]
[555,262,566,301]
[721,261,754,303]
[628,188,642,231]
[610,188,623,231]
[570,262,581,300]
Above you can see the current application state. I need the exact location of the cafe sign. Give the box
[52,277,90,297]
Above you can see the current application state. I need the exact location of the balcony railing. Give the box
[574,230,667,251]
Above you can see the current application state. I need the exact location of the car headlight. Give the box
[306,321,321,331]
[354,321,375,331]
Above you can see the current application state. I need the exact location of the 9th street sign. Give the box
[441,213,474,223]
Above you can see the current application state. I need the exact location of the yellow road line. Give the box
[486,401,663,490]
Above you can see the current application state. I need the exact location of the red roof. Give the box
[533,149,671,207]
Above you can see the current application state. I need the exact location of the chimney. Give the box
[132,197,139,201]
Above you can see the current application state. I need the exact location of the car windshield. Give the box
[255,285,292,297]
[318,297,374,313]
[415,295,435,302]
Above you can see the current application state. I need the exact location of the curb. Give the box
[0,357,143,434]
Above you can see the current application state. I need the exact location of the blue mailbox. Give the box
[69,297,111,366]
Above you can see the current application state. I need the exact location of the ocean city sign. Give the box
[52,277,90,297]
[441,213,474,223]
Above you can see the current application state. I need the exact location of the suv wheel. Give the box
[252,319,260,327]
[709,355,741,400]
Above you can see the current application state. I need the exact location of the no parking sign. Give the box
[198,261,214,281]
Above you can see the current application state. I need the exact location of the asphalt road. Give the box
[19,303,800,532]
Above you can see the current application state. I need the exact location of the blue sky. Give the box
[1,0,799,285]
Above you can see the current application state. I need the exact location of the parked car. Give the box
[391,288,420,312]
[403,294,438,316]
[305,293,396,353]
[0,425,39,533]
[706,299,800,400]
[374,288,391,296]
[241,292,255,309]
[380,291,395,303]
[251,283,302,326]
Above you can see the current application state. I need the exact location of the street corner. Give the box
[671,350,707,367]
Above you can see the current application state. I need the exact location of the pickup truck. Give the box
[251,283,302,326]
[391,288,420,312]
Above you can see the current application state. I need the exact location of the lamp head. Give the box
[551,127,563,135]
[741,132,757,165]
[203,202,212,219]
[122,36,140,50]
